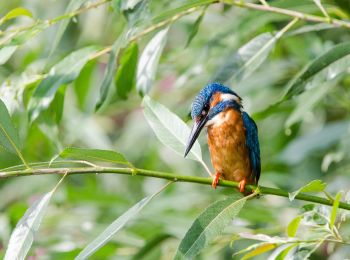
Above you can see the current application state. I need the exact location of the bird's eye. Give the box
[201,110,207,116]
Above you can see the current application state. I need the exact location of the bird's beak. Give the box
[184,115,208,157]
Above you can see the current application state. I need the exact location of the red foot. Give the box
[239,178,247,193]
[211,172,221,189]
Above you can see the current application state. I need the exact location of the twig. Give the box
[222,0,350,29]
[1,166,350,211]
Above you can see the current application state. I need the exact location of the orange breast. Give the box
[207,109,252,183]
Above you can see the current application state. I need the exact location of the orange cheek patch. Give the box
[210,92,221,108]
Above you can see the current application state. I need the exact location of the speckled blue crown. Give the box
[191,83,240,119]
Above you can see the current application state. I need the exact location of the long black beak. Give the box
[184,115,208,157]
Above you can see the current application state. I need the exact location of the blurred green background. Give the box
[1,0,350,259]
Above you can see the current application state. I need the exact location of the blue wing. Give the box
[242,112,261,183]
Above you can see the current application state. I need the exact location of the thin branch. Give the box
[1,166,350,211]
[222,0,350,29]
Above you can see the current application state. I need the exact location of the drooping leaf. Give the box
[185,7,207,47]
[59,147,131,166]
[174,194,247,259]
[75,183,170,260]
[284,42,350,100]
[241,243,276,260]
[4,191,54,260]
[28,46,99,121]
[95,35,127,110]
[3,173,66,260]
[137,28,168,96]
[115,42,139,99]
[289,180,327,201]
[0,46,18,65]
[330,191,342,229]
[0,99,26,165]
[287,215,302,237]
[142,95,202,162]
[0,7,33,24]
[211,33,274,83]
[50,0,90,54]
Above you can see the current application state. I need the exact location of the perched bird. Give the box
[184,83,260,193]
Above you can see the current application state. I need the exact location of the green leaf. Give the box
[28,46,99,122]
[115,42,139,99]
[3,175,66,260]
[0,46,18,65]
[287,215,302,237]
[4,191,53,260]
[174,194,247,259]
[0,7,33,24]
[275,244,298,260]
[0,99,27,166]
[120,0,150,27]
[95,35,127,110]
[131,234,173,260]
[75,183,170,259]
[285,80,335,128]
[211,33,274,83]
[330,191,342,229]
[137,28,168,96]
[185,7,206,47]
[142,95,202,162]
[284,42,350,100]
[289,180,327,201]
[241,243,276,260]
[50,0,90,55]
[59,147,131,166]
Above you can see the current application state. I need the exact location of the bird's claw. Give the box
[238,178,247,193]
[211,172,221,189]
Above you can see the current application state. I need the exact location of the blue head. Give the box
[184,83,242,157]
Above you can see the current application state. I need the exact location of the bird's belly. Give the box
[207,111,251,182]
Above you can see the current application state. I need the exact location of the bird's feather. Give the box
[242,112,261,183]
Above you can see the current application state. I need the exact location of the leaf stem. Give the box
[1,166,350,211]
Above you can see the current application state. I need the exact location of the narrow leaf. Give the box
[287,215,302,237]
[211,33,274,83]
[284,42,350,100]
[96,35,127,110]
[275,244,298,260]
[59,147,131,166]
[174,194,247,259]
[0,46,18,65]
[0,99,28,167]
[142,95,202,161]
[0,7,33,24]
[330,191,342,229]
[137,28,168,96]
[241,243,276,260]
[50,0,89,54]
[115,42,139,99]
[289,180,327,201]
[285,81,334,128]
[28,46,99,121]
[185,7,206,47]
[75,183,170,259]
[3,175,66,260]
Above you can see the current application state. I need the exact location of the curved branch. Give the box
[1,166,349,211]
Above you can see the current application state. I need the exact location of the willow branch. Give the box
[1,166,349,211]
[223,0,350,29]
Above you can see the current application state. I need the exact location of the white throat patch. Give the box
[220,93,240,103]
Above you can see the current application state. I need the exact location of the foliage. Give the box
[1,0,350,259]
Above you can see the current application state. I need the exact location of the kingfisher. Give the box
[184,83,260,193]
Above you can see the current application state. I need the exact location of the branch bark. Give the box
[1,166,349,211]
